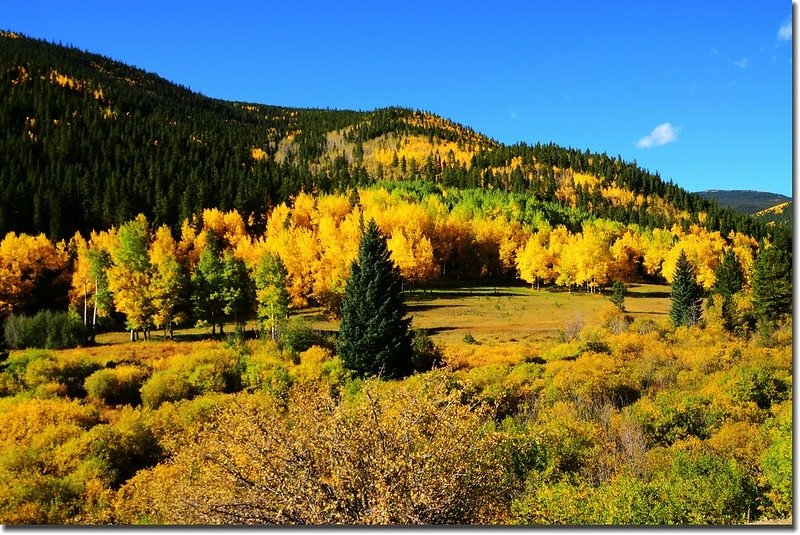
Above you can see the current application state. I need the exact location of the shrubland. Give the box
[0,310,790,525]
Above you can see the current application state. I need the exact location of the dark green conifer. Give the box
[191,234,226,335]
[337,219,412,378]
[609,280,627,311]
[752,243,792,324]
[713,249,745,300]
[713,249,745,331]
[669,250,704,327]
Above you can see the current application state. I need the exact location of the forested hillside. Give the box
[0,31,785,249]
[696,190,792,215]
[754,202,792,228]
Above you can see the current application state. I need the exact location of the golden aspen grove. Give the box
[0,29,791,526]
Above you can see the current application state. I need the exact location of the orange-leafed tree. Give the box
[0,232,69,315]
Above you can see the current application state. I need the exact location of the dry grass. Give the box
[66,283,669,369]
[299,283,670,367]
[58,338,223,367]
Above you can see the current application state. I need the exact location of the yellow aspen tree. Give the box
[386,227,438,285]
[499,221,531,274]
[516,233,555,289]
[662,226,725,289]
[547,225,574,289]
[728,231,758,287]
[471,217,507,278]
[108,214,154,341]
[291,191,316,229]
[574,219,619,291]
[312,206,358,314]
[149,225,187,339]
[641,227,676,276]
[178,218,201,270]
[554,232,581,289]
[68,232,93,325]
[273,225,319,308]
[265,203,292,242]
[201,208,249,251]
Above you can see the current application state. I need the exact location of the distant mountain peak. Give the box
[695,190,791,215]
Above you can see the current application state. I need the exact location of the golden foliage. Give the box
[250,147,268,161]
[0,232,68,314]
[661,225,725,289]
[116,378,511,524]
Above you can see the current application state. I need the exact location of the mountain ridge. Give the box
[695,190,791,215]
[0,30,782,247]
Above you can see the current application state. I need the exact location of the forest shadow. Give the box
[418,326,457,335]
[406,302,467,313]
[408,290,521,301]
[628,290,671,299]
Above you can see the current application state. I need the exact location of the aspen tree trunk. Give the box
[92,279,98,328]
[270,303,276,340]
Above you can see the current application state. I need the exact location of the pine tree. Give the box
[713,249,745,331]
[713,249,745,299]
[609,280,627,311]
[337,219,412,378]
[669,250,704,327]
[191,234,226,335]
[221,251,254,333]
[752,243,792,324]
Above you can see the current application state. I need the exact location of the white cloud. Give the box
[730,57,750,69]
[778,20,792,41]
[636,123,680,148]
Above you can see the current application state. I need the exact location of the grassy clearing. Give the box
[89,282,670,368]
[301,282,670,344]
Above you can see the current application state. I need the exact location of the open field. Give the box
[93,283,671,368]
[300,282,670,344]
[96,282,670,346]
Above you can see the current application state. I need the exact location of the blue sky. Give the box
[4,1,793,196]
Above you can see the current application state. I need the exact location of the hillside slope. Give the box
[0,30,779,245]
[754,201,793,227]
[695,190,791,215]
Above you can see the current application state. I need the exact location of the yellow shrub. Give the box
[298,345,332,364]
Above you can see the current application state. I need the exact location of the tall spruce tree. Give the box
[337,219,412,378]
[713,249,745,331]
[752,243,792,324]
[713,250,745,299]
[669,250,704,327]
[191,234,226,335]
